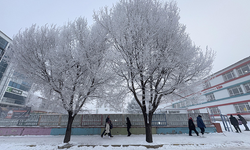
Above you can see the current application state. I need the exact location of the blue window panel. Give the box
[0,36,8,50]
[8,81,13,86]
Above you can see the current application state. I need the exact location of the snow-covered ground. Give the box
[0,122,250,150]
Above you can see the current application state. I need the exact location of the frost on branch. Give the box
[95,0,214,115]
[10,17,110,117]
[94,0,214,143]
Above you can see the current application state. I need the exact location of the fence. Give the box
[0,113,212,127]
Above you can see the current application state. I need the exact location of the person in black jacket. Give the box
[126,117,132,136]
[188,117,199,136]
[229,114,241,133]
[237,114,249,131]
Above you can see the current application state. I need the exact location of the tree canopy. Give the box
[10,0,214,144]
[94,0,214,142]
[10,17,111,143]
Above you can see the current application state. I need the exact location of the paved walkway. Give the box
[1,132,250,149]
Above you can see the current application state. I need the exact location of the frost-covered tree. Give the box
[25,85,65,113]
[167,81,206,106]
[10,17,110,143]
[95,0,214,143]
[127,99,141,114]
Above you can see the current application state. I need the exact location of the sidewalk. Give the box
[1,121,250,149]
[1,130,250,150]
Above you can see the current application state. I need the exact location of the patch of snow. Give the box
[0,121,250,149]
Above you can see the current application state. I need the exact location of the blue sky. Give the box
[1,0,250,73]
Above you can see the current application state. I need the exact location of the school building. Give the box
[172,56,250,120]
[0,31,32,108]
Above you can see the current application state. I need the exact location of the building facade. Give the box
[172,56,250,119]
[0,31,32,108]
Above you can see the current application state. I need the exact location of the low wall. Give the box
[0,113,217,136]
[0,127,52,136]
[0,126,217,136]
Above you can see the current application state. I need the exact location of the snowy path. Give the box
[1,131,250,150]
[0,122,250,149]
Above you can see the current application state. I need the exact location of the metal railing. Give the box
[0,113,212,127]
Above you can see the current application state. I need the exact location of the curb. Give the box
[58,144,208,149]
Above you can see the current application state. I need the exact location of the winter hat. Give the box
[198,115,201,117]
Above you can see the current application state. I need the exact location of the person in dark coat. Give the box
[237,114,249,131]
[229,114,241,133]
[126,117,132,136]
[101,115,113,137]
[197,115,206,136]
[188,117,199,136]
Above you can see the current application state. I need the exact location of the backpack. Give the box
[238,119,242,125]
[110,122,113,129]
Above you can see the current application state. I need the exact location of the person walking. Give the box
[101,115,113,138]
[188,117,199,136]
[126,117,132,136]
[237,114,249,131]
[230,114,241,133]
[197,115,206,137]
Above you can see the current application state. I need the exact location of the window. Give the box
[203,81,211,89]
[237,64,250,76]
[8,81,13,86]
[193,109,200,113]
[223,71,235,81]
[2,97,15,104]
[228,86,243,96]
[177,103,180,108]
[209,107,220,115]
[0,60,8,81]
[243,82,250,93]
[180,101,186,108]
[0,36,8,50]
[206,93,215,102]
[2,93,26,105]
[234,103,250,113]
[186,101,191,107]
[169,111,180,114]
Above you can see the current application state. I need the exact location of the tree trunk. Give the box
[143,112,153,143]
[63,111,75,143]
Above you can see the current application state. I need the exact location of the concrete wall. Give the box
[0,127,52,136]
